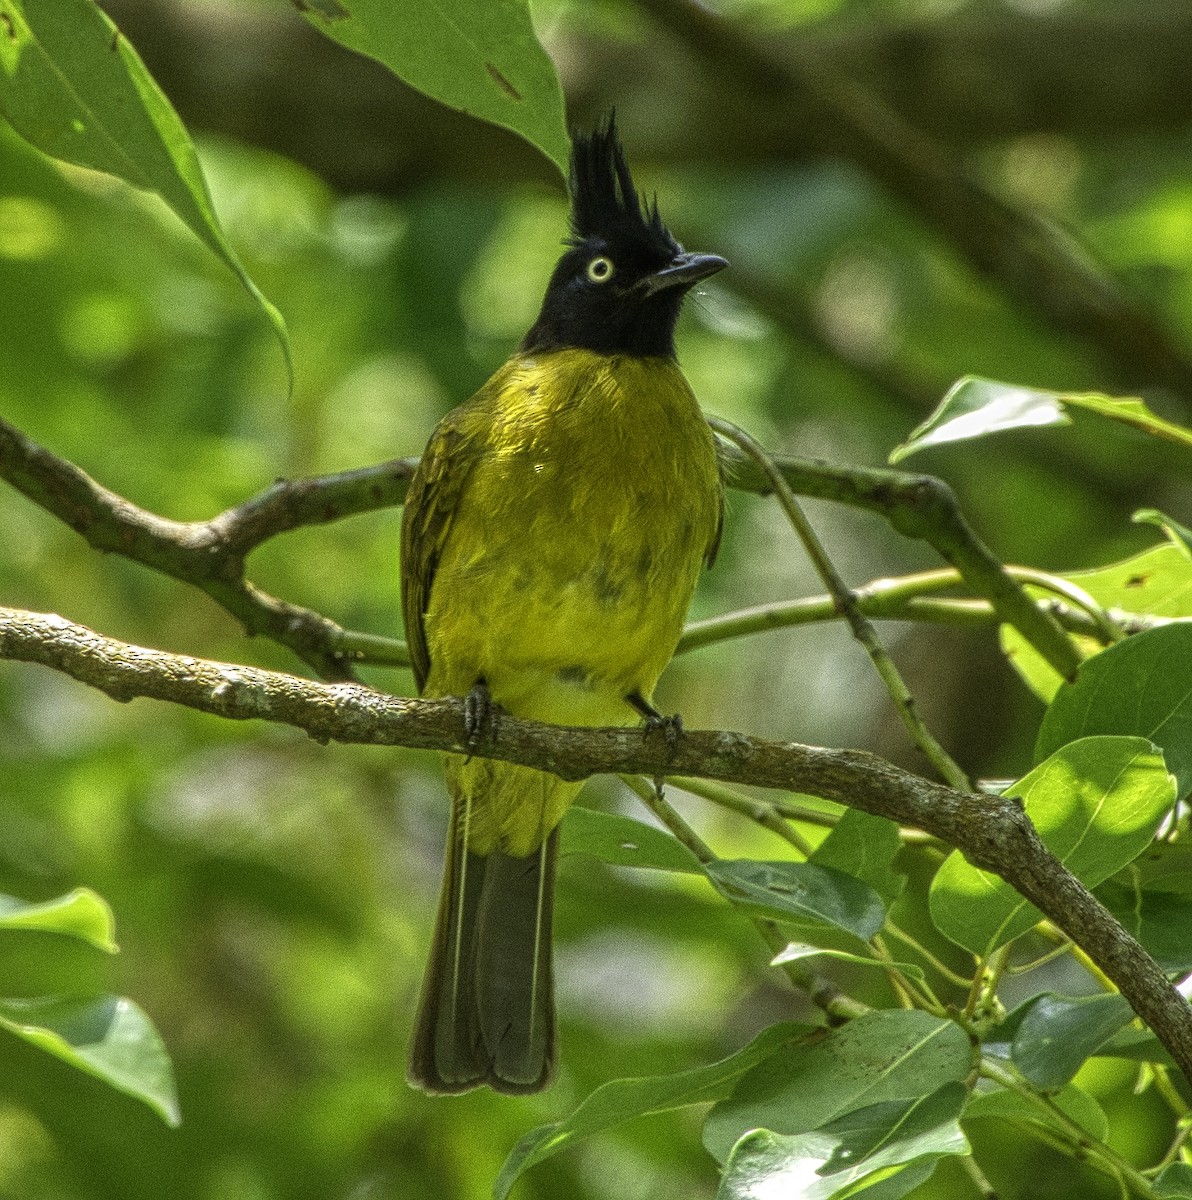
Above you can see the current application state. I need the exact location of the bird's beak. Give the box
[637,252,728,298]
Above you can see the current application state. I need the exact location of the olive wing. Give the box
[400,416,479,694]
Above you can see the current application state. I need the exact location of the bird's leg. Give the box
[627,690,683,756]
[464,678,499,750]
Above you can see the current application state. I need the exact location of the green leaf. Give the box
[0,0,289,376]
[771,942,926,986]
[810,809,906,904]
[0,995,180,1125]
[0,888,116,951]
[293,0,570,177]
[705,860,886,943]
[1095,1025,1173,1067]
[493,1022,814,1200]
[890,376,1192,463]
[963,1081,1108,1141]
[1000,624,1069,705]
[929,737,1173,956]
[704,1010,975,1163]
[1096,877,1192,974]
[1133,509,1192,559]
[1154,1162,1192,1198]
[832,1158,940,1200]
[1010,993,1133,1090]
[1121,842,1192,895]
[1001,542,1192,702]
[890,377,1068,463]
[0,931,114,998]
[559,806,702,873]
[716,1083,968,1200]
[1063,392,1192,448]
[1036,623,1192,798]
[1035,545,1192,621]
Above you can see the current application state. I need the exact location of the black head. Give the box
[521,115,727,359]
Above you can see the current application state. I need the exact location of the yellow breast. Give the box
[422,348,721,729]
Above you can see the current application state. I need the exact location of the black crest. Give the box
[520,114,724,357]
[568,114,679,262]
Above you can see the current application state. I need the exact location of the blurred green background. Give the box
[2,0,1191,1196]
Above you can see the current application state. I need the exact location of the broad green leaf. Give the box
[1010,993,1133,1090]
[1032,545,1192,621]
[560,806,702,874]
[0,888,116,951]
[1001,542,1192,702]
[705,860,886,943]
[1096,878,1192,973]
[704,1010,975,1163]
[1155,1162,1192,1198]
[771,942,926,986]
[963,1081,1108,1141]
[1065,392,1192,448]
[0,995,179,1125]
[0,0,289,374]
[0,931,113,998]
[494,1022,813,1199]
[1096,1025,1173,1066]
[292,0,570,177]
[1036,624,1192,797]
[891,376,1192,463]
[1000,623,1069,705]
[890,377,1068,463]
[832,1158,940,1200]
[1125,842,1192,894]
[810,809,906,905]
[1134,509,1192,559]
[716,1083,968,1200]
[929,737,1173,956]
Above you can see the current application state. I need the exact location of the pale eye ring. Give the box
[586,255,615,283]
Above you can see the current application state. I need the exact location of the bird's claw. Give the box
[464,679,499,751]
[645,710,683,755]
[628,691,683,759]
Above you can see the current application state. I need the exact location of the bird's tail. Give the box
[408,798,559,1094]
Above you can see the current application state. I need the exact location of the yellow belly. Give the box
[420,349,721,855]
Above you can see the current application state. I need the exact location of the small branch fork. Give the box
[0,415,416,680]
[0,413,1081,682]
[710,416,972,791]
[1,604,1190,1083]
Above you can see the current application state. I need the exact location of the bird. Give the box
[401,114,726,1094]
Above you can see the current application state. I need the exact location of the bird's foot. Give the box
[627,691,683,757]
[464,679,499,751]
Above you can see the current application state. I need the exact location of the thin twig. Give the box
[1005,938,1075,976]
[679,565,1154,656]
[711,416,972,792]
[620,776,867,1022]
[883,921,975,990]
[959,1153,999,1199]
[671,775,816,856]
[870,934,947,1014]
[718,443,1083,681]
[980,1057,1155,1198]
[0,415,416,678]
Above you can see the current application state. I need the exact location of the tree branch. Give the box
[0,412,1079,682]
[1,604,1189,1083]
[718,444,1082,679]
[0,414,414,680]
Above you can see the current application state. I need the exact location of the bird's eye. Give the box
[586,256,615,283]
